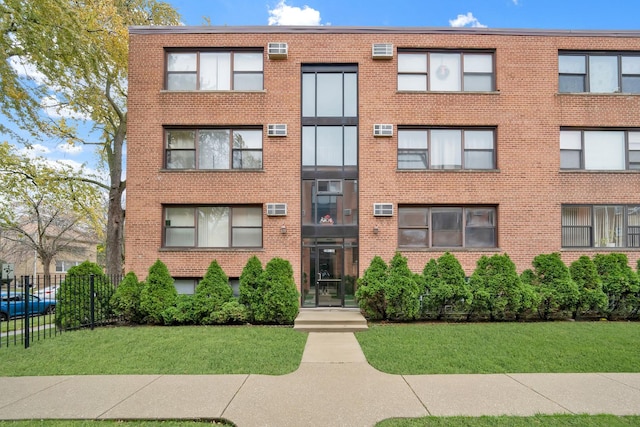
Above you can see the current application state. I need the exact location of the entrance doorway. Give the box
[302,240,358,308]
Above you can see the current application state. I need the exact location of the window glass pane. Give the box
[398,54,427,72]
[466,208,495,226]
[399,207,428,227]
[302,74,316,117]
[316,126,343,166]
[398,130,427,149]
[465,151,493,169]
[198,207,229,247]
[166,207,194,226]
[199,130,230,169]
[234,73,263,90]
[629,132,640,149]
[233,207,262,226]
[464,130,493,149]
[593,205,624,247]
[233,130,262,149]
[233,228,262,247]
[430,53,461,91]
[167,74,196,90]
[302,126,316,166]
[584,131,624,170]
[398,74,427,91]
[559,75,585,93]
[233,151,262,169]
[465,228,495,247]
[560,151,581,169]
[167,53,196,71]
[167,151,195,169]
[317,74,342,117]
[344,73,357,117]
[628,206,640,247]
[589,56,618,93]
[200,53,230,90]
[621,56,640,74]
[560,131,582,149]
[621,76,640,94]
[234,53,263,71]
[559,55,586,73]
[464,54,492,72]
[431,130,461,169]
[399,229,428,247]
[463,74,492,91]
[165,228,195,246]
[167,130,195,149]
[399,152,428,169]
[432,208,462,247]
[174,279,196,295]
[562,206,591,226]
[344,126,358,166]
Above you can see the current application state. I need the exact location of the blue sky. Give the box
[4,0,639,176]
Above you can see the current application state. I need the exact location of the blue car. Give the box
[0,292,56,321]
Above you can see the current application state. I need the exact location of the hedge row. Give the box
[356,252,640,321]
[111,256,299,326]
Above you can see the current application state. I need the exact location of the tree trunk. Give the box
[105,116,126,277]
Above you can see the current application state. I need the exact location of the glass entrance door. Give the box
[315,246,342,307]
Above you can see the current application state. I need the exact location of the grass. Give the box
[356,322,640,374]
[376,415,640,426]
[0,314,55,334]
[0,325,307,376]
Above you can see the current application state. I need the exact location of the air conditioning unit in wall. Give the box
[267,124,287,137]
[267,203,287,216]
[268,42,288,59]
[373,203,394,217]
[372,43,393,59]
[373,124,393,137]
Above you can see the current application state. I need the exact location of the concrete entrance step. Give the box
[294,308,368,333]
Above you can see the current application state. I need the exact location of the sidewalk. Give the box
[1,332,639,426]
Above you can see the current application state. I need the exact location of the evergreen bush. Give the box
[162,294,197,325]
[569,256,608,319]
[422,252,471,319]
[56,261,115,330]
[239,255,263,322]
[139,259,177,325]
[525,253,579,320]
[194,260,233,324]
[384,252,420,321]
[253,257,299,324]
[594,253,640,319]
[355,256,389,320]
[110,271,144,323]
[208,300,249,324]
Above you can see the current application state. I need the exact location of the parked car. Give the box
[0,292,56,321]
[35,286,59,300]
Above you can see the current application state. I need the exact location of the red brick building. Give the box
[126,26,640,308]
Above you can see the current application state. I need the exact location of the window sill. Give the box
[160,89,267,94]
[160,168,265,173]
[557,92,640,96]
[398,247,500,252]
[396,90,500,95]
[160,247,265,252]
[559,169,640,174]
[561,247,640,251]
[397,168,501,173]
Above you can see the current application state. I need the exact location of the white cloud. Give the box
[57,143,83,155]
[513,0,519,4]
[19,144,51,157]
[41,95,90,121]
[268,0,322,26]
[8,55,48,86]
[449,12,487,28]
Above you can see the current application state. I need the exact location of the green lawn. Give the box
[356,322,640,374]
[0,326,307,376]
[0,314,56,334]
[377,415,640,426]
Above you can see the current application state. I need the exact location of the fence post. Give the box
[90,274,95,330]
[23,276,30,349]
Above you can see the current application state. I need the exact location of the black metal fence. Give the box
[0,274,123,349]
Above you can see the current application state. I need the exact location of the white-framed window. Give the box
[398,128,495,170]
[164,206,262,248]
[562,205,640,248]
[165,128,262,170]
[398,50,494,92]
[166,50,263,91]
[560,129,640,170]
[55,260,82,273]
[559,52,640,94]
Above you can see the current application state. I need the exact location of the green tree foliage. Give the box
[593,253,640,319]
[469,254,536,321]
[0,0,181,275]
[56,261,114,330]
[162,294,197,326]
[525,253,579,320]
[208,300,249,325]
[569,256,608,319]
[110,271,144,323]
[384,252,420,321]
[239,255,263,321]
[423,252,472,319]
[355,256,389,320]
[194,260,233,324]
[253,258,299,324]
[139,259,177,325]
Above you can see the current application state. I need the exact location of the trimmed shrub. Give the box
[469,254,535,321]
[594,253,640,319]
[56,261,115,330]
[569,256,608,319]
[384,252,420,321]
[208,300,249,324]
[423,252,472,319]
[110,272,144,323]
[355,256,389,320]
[162,294,197,325]
[239,255,263,321]
[525,253,579,320]
[253,257,299,324]
[139,260,177,325]
[194,260,233,324]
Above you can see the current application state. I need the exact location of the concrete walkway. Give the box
[1,332,639,426]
